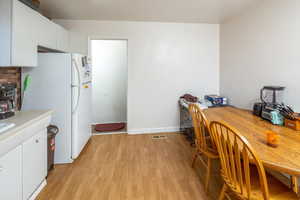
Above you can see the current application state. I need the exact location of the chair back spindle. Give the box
[189,104,210,151]
[189,104,218,192]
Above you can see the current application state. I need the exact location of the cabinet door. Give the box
[36,14,57,50]
[56,24,69,52]
[23,129,47,200]
[0,146,22,200]
[11,0,38,67]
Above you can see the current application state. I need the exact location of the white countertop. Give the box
[0,110,53,157]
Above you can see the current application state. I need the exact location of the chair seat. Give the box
[195,136,218,158]
[227,166,299,200]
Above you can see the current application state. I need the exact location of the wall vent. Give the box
[152,135,167,140]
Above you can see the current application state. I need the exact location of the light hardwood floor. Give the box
[37,133,211,200]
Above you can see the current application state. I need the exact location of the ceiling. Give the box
[40,0,261,23]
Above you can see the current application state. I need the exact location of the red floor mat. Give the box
[95,123,126,132]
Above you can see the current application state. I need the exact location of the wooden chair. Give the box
[209,121,299,200]
[188,104,218,192]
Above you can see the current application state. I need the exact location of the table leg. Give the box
[291,176,299,195]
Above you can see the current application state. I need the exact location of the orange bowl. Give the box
[266,131,279,147]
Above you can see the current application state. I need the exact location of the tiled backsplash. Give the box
[0,67,21,110]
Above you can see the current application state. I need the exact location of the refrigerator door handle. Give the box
[72,59,81,114]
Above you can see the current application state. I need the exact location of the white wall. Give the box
[55,20,220,133]
[220,0,300,112]
[91,40,127,124]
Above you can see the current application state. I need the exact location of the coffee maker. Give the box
[0,83,17,119]
[253,86,285,125]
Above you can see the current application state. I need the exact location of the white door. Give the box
[71,54,92,159]
[91,40,128,124]
[0,146,22,200]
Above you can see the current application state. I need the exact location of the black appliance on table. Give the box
[0,83,17,120]
[253,86,285,124]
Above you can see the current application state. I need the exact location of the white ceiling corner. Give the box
[40,0,262,24]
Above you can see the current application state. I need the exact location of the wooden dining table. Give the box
[203,106,300,192]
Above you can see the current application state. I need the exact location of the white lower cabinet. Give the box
[0,145,22,200]
[23,129,47,200]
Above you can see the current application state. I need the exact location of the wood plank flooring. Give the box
[37,133,211,200]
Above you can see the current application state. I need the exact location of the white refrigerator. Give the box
[23,53,92,164]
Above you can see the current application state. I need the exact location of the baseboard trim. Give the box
[29,179,47,200]
[93,131,127,135]
[54,157,74,164]
[91,121,127,125]
[127,127,180,135]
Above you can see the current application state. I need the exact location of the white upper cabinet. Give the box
[0,0,13,66]
[34,6,69,52]
[11,0,38,67]
[55,24,69,52]
[36,14,57,50]
[0,0,69,67]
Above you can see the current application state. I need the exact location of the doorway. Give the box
[90,40,128,134]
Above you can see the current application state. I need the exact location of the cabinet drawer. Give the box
[0,145,22,200]
[23,129,47,200]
